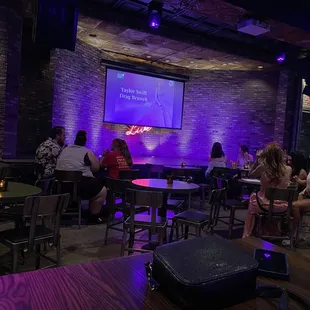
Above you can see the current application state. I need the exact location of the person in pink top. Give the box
[242,143,292,238]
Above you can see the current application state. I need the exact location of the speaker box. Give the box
[32,0,79,51]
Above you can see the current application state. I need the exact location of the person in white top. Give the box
[56,131,107,224]
[237,145,253,168]
[292,172,310,232]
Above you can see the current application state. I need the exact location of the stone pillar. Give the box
[0,0,23,158]
[274,70,289,147]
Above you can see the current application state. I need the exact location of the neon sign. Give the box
[125,125,152,136]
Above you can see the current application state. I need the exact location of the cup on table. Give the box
[167,175,173,185]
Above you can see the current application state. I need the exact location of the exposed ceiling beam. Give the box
[79,0,282,64]
[222,0,310,32]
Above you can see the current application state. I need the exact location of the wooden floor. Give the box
[0,197,309,274]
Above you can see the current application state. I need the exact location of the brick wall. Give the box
[0,0,23,158]
[53,39,284,162]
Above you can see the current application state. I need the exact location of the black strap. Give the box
[256,285,310,309]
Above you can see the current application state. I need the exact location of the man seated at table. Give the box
[101,138,133,179]
[35,126,66,178]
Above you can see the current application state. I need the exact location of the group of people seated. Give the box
[206,141,310,241]
[205,142,253,176]
[35,126,133,223]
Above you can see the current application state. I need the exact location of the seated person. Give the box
[287,152,307,191]
[205,142,227,179]
[242,143,291,238]
[35,126,65,178]
[101,138,133,179]
[56,131,107,224]
[237,145,253,168]
[292,170,310,235]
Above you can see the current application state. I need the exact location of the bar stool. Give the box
[169,188,225,242]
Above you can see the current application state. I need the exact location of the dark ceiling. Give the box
[79,0,310,70]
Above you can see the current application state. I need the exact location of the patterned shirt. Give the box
[35,138,62,177]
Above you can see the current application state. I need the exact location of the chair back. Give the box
[126,188,163,234]
[105,177,131,209]
[55,170,83,203]
[210,167,232,178]
[119,169,140,180]
[208,188,226,231]
[265,187,298,223]
[146,164,163,178]
[35,177,55,195]
[34,163,45,179]
[23,193,70,251]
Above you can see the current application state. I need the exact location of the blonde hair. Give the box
[261,143,286,184]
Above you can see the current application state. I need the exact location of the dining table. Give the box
[0,237,308,310]
[0,181,42,204]
[132,178,200,216]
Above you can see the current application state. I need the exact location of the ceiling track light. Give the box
[148,1,163,29]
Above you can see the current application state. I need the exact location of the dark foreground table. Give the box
[0,237,309,310]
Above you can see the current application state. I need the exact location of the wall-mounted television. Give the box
[103,68,185,129]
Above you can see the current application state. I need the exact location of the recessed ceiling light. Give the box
[89,33,97,37]
[190,61,195,64]
[258,65,263,69]
[123,47,130,51]
[165,59,170,63]
[222,63,227,66]
[146,55,152,59]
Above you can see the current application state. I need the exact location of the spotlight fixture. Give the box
[148,1,163,29]
[276,53,286,63]
[258,65,263,69]
[146,55,152,59]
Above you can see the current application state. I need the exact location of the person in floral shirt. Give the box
[35,126,66,178]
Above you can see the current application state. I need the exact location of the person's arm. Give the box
[249,163,264,178]
[87,150,100,173]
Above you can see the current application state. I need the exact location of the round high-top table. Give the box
[132,178,200,194]
[132,178,200,216]
[163,165,201,171]
[0,182,42,204]
[239,178,261,186]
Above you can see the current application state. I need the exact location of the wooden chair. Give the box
[119,169,140,180]
[55,170,83,229]
[169,188,225,241]
[0,193,69,273]
[215,177,248,239]
[104,177,130,244]
[256,187,298,249]
[104,177,149,244]
[120,189,167,256]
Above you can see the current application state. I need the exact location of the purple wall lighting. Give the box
[52,40,286,165]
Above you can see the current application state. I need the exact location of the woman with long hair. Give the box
[101,138,133,179]
[205,142,227,178]
[242,143,292,238]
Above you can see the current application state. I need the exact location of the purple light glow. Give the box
[276,53,286,63]
[264,253,271,259]
[149,9,161,28]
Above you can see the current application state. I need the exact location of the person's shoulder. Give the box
[284,165,292,175]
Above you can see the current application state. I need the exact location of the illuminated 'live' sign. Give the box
[126,125,152,136]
